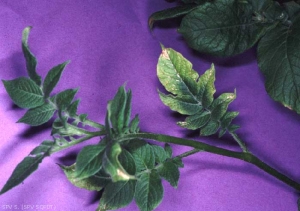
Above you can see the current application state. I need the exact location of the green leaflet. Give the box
[178,0,273,57]
[67,99,80,117]
[284,1,300,21]
[102,143,135,182]
[157,160,180,188]
[134,170,163,211]
[127,141,155,172]
[43,61,70,98]
[257,14,300,113]
[0,141,53,194]
[2,77,44,109]
[129,114,140,133]
[164,143,172,158]
[22,26,41,86]
[17,103,56,126]
[148,4,198,29]
[53,89,78,111]
[157,47,238,136]
[151,145,168,164]
[97,180,136,211]
[75,144,106,179]
[60,163,110,191]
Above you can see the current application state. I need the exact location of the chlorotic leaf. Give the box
[60,163,109,191]
[178,0,273,56]
[98,180,136,211]
[22,26,41,86]
[134,170,163,211]
[102,143,135,182]
[75,144,106,180]
[17,103,56,126]
[0,141,53,194]
[43,61,70,98]
[149,4,198,29]
[54,89,78,111]
[2,77,44,109]
[157,160,180,188]
[157,47,238,136]
[257,14,300,113]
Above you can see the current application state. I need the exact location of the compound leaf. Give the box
[22,26,41,86]
[43,61,70,98]
[257,14,300,113]
[17,103,56,126]
[134,170,163,211]
[2,77,44,109]
[157,47,238,136]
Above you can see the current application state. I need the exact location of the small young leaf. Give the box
[54,89,78,111]
[43,61,70,98]
[157,160,180,188]
[0,141,53,194]
[178,0,273,56]
[75,144,106,180]
[148,4,198,29]
[257,14,300,114]
[79,113,88,122]
[151,145,168,164]
[22,26,41,86]
[17,103,56,126]
[102,143,135,182]
[67,99,80,117]
[172,157,184,168]
[60,163,109,191]
[98,180,136,211]
[164,143,172,158]
[2,77,44,109]
[134,170,163,211]
[129,114,140,133]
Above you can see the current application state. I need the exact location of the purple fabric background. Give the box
[0,1,300,210]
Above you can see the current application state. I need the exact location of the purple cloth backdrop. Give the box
[0,1,299,211]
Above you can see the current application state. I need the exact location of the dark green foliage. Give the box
[0,141,53,194]
[157,47,238,136]
[53,89,78,111]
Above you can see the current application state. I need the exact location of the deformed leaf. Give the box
[60,163,109,191]
[149,4,198,29]
[0,141,53,194]
[22,26,41,86]
[2,77,44,109]
[129,114,140,133]
[102,143,135,182]
[172,157,184,168]
[98,180,136,211]
[178,111,210,130]
[151,145,168,164]
[128,142,155,172]
[134,170,163,211]
[200,120,219,136]
[257,14,300,114]
[164,143,172,158]
[178,0,273,56]
[210,92,236,121]
[43,61,70,98]
[75,144,106,180]
[157,160,180,188]
[67,99,80,117]
[17,103,56,126]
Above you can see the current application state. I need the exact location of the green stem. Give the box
[121,132,300,192]
[230,132,248,153]
[176,148,203,159]
[50,130,105,154]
